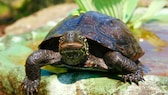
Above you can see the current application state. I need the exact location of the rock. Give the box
[1,64,168,95]
[4,4,78,35]
[42,73,168,95]
[123,75,168,95]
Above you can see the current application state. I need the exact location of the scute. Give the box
[39,11,144,59]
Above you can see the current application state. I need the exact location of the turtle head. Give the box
[59,31,89,65]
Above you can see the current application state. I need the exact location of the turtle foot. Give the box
[122,70,144,85]
[21,76,40,95]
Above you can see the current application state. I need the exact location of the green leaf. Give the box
[123,0,138,23]
[75,0,94,11]
[151,8,168,22]
[92,0,125,20]
[129,7,146,23]
[132,0,166,28]
[74,0,139,24]
[141,0,167,20]
[74,0,167,29]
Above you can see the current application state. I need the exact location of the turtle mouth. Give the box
[59,42,83,50]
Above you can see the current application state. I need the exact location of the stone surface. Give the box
[45,73,168,95]
[4,3,78,35]
[0,64,168,95]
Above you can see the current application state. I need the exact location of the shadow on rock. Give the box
[56,70,122,84]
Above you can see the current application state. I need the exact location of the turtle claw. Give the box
[122,70,144,85]
[142,78,145,81]
[22,76,40,95]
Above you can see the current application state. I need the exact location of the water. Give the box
[138,22,168,76]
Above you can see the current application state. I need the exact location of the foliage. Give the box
[73,0,168,29]
[0,2,10,15]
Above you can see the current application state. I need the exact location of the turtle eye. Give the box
[78,36,85,42]
[59,37,65,42]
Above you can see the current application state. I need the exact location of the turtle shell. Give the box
[39,11,144,60]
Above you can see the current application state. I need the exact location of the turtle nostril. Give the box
[67,32,74,38]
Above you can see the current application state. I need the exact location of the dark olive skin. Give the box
[22,11,145,95]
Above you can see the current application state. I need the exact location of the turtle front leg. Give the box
[104,51,144,84]
[22,49,61,95]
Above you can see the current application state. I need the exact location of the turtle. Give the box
[22,11,145,94]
